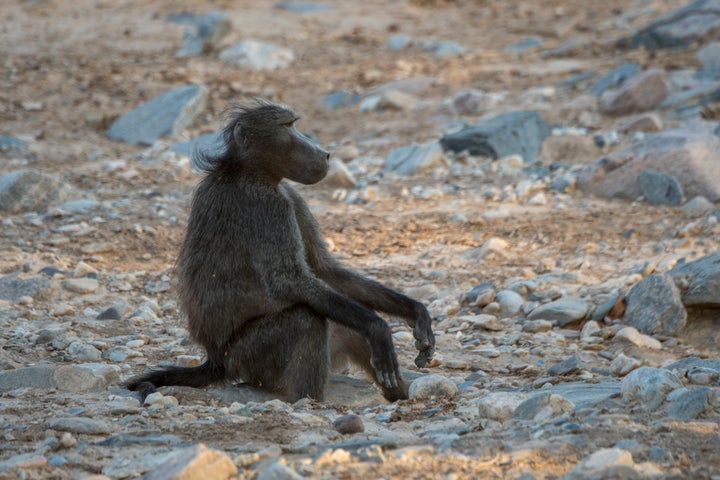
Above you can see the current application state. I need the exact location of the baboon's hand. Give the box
[411,303,435,368]
[369,324,402,389]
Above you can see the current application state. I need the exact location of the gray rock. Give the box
[107,84,208,145]
[0,273,52,302]
[669,249,720,307]
[0,134,28,157]
[565,448,634,479]
[321,91,361,110]
[67,341,102,362]
[53,364,119,391]
[170,11,232,57]
[639,169,684,205]
[504,37,543,53]
[578,121,720,202]
[622,0,720,50]
[610,353,642,377]
[496,289,524,318]
[463,281,496,306]
[623,273,687,336]
[0,169,84,214]
[590,62,640,96]
[332,414,364,434]
[665,356,720,374]
[511,392,574,422]
[666,387,717,420]
[540,381,622,409]
[451,90,500,115]
[618,113,663,133]
[387,34,413,51]
[384,142,448,176]
[62,277,99,294]
[143,444,237,480]
[96,306,122,321]
[275,2,332,13]
[477,391,528,422]
[527,296,588,327]
[698,41,720,71]
[547,354,582,376]
[600,69,670,116]
[440,111,549,163]
[408,374,458,399]
[47,417,113,435]
[256,460,303,480]
[422,40,466,57]
[682,195,716,216]
[219,40,294,70]
[0,366,56,392]
[621,367,683,411]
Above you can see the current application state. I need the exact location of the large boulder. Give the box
[577,121,720,202]
[0,169,85,214]
[670,250,720,308]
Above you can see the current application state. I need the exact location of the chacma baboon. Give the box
[126,100,435,402]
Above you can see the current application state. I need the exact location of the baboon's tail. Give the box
[125,360,226,401]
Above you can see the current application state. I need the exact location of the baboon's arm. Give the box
[282,183,435,367]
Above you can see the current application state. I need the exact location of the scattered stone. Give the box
[107,84,208,145]
[422,40,466,57]
[618,113,662,133]
[614,326,662,350]
[464,282,496,307]
[96,306,122,321]
[547,354,581,376]
[321,159,356,188]
[144,444,237,480]
[682,196,715,216]
[622,0,720,50]
[0,134,28,157]
[578,121,720,202]
[666,387,717,420]
[504,37,543,53]
[623,273,686,336]
[376,89,417,111]
[0,169,85,214]
[522,319,553,333]
[67,341,102,362]
[452,90,502,115]
[321,91,361,110]
[384,142,448,176]
[408,374,458,399]
[496,289,524,318]
[621,367,683,411]
[477,391,528,422]
[0,273,52,302]
[0,366,56,392]
[62,277,99,294]
[697,41,720,71]
[527,296,588,327]
[565,448,634,479]
[53,364,119,391]
[440,111,549,163]
[169,11,232,57]
[275,2,332,13]
[47,417,113,435]
[610,353,642,376]
[219,40,294,70]
[580,320,601,342]
[669,249,720,307]
[332,414,364,434]
[387,34,413,51]
[600,68,670,116]
[590,62,640,96]
[511,392,574,422]
[639,169,684,206]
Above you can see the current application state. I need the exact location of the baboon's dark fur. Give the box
[126,100,435,402]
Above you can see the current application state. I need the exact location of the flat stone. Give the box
[384,142,448,176]
[622,0,720,50]
[0,366,56,392]
[62,277,99,294]
[53,364,119,392]
[275,2,332,13]
[219,40,294,70]
[682,196,715,216]
[321,91,361,110]
[504,36,544,53]
[477,391,528,422]
[669,249,720,307]
[0,169,85,214]
[547,354,582,376]
[618,113,663,133]
[590,62,640,96]
[540,381,622,409]
[527,296,588,327]
[107,84,208,145]
[610,353,642,376]
[600,69,670,116]
[408,374,458,399]
[623,273,687,336]
[698,41,720,71]
[47,417,113,435]
[666,387,716,420]
[621,367,683,411]
[578,121,720,203]
[665,356,720,374]
[143,444,237,480]
[511,392,574,422]
[422,40,466,57]
[387,34,413,51]
[440,111,549,163]
[0,134,29,157]
[639,169,684,205]
[0,274,52,302]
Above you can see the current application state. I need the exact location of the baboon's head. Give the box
[223,100,330,184]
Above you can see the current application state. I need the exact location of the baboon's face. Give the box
[281,117,330,185]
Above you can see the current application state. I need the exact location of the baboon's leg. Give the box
[330,324,409,402]
[227,305,329,402]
